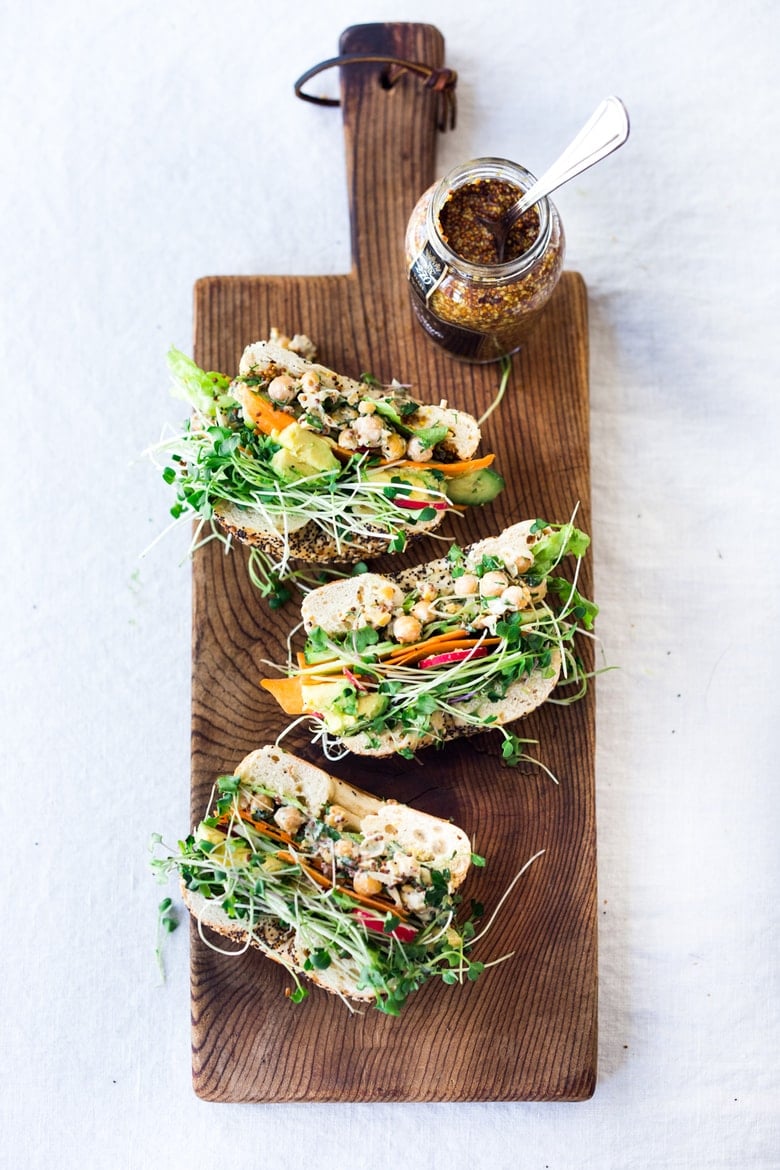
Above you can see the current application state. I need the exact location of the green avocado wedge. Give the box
[445,467,505,506]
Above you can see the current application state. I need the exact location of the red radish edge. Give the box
[393,497,448,511]
[419,646,489,669]
[354,909,418,943]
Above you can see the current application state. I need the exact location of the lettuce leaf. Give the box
[548,577,599,630]
[167,346,235,417]
[530,523,591,577]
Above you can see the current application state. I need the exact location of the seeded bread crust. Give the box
[181,746,472,1001]
[213,500,445,562]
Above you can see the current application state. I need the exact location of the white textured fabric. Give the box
[1,1,777,1167]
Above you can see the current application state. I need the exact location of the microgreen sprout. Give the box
[154,895,179,981]
[477,354,512,428]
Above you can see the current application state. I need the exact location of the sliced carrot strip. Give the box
[261,673,346,713]
[385,630,480,661]
[387,453,495,476]
[260,676,305,714]
[276,851,331,885]
[384,629,471,656]
[243,394,296,434]
[217,810,296,846]
[387,635,501,667]
[341,889,410,920]
[276,850,411,920]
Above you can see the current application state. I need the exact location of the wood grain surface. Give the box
[189,21,596,1102]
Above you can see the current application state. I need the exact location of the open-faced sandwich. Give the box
[155,330,503,573]
[261,518,597,762]
[152,746,499,1015]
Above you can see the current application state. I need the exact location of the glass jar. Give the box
[405,157,565,363]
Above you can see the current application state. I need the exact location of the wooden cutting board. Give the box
[190,21,596,1102]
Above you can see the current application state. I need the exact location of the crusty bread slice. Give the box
[181,746,472,1001]
[299,521,562,756]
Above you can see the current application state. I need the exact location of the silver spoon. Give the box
[477,95,630,261]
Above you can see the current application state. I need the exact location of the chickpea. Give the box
[405,436,433,462]
[334,838,357,859]
[411,601,434,623]
[266,374,296,403]
[392,614,423,643]
[338,427,358,451]
[380,431,407,461]
[453,573,479,597]
[353,870,383,897]
[358,399,377,415]
[528,580,548,603]
[501,584,531,611]
[353,414,384,446]
[273,805,305,835]
[300,369,321,393]
[514,554,534,574]
[419,582,438,602]
[479,571,509,598]
[248,793,274,813]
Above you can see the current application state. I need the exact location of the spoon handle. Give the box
[512,96,630,220]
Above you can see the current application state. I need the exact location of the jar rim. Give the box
[427,157,553,280]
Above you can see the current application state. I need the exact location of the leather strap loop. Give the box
[294,54,458,131]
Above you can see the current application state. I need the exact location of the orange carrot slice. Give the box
[388,453,495,476]
[387,635,500,667]
[242,394,296,434]
[260,676,305,714]
[217,810,296,846]
[275,850,411,920]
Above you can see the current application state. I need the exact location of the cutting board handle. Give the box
[337,23,446,299]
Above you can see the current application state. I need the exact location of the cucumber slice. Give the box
[445,467,505,505]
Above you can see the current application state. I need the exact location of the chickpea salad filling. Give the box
[151,773,496,1015]
[148,341,504,582]
[262,519,598,762]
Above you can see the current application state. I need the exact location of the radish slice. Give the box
[419,646,489,668]
[393,497,448,511]
[354,909,418,943]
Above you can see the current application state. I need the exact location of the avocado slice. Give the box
[300,679,388,733]
[445,467,505,506]
[270,421,339,482]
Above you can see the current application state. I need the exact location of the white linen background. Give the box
[1,1,777,1167]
